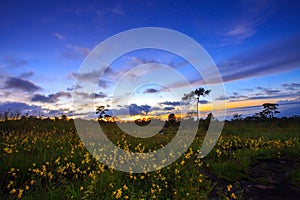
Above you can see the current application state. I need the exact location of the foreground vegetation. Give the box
[1,117,300,199]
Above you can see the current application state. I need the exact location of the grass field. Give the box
[1,118,300,199]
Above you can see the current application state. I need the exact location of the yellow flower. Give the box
[7,180,14,189]
[25,185,30,190]
[113,188,122,199]
[55,157,61,164]
[80,186,84,191]
[30,179,35,185]
[10,188,17,194]
[227,184,232,192]
[4,147,13,154]
[123,185,128,190]
[231,192,237,199]
[17,189,24,199]
[151,188,155,194]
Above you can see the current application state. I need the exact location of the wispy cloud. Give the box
[69,70,100,82]
[281,83,300,91]
[73,91,107,99]
[159,101,181,106]
[18,71,34,79]
[1,56,28,68]
[219,0,275,45]
[61,44,90,60]
[52,32,64,40]
[216,82,300,103]
[75,2,124,17]
[111,2,124,15]
[67,44,90,56]
[219,35,300,82]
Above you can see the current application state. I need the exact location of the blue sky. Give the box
[0,0,300,119]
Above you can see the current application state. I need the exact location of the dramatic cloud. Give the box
[4,77,41,92]
[0,102,42,113]
[143,88,159,94]
[199,100,210,104]
[31,91,71,103]
[93,92,107,98]
[163,106,175,111]
[98,80,108,89]
[0,101,70,117]
[70,68,111,89]
[67,84,82,91]
[129,104,151,115]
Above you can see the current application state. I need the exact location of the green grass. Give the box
[0,118,300,199]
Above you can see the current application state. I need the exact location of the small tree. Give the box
[182,87,211,120]
[61,114,68,121]
[259,103,280,119]
[233,113,242,121]
[96,105,111,121]
[168,113,176,122]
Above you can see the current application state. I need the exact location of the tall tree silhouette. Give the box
[182,87,211,120]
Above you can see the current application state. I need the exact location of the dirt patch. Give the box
[205,159,300,199]
[242,159,300,200]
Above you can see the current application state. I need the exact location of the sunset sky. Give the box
[1,0,300,120]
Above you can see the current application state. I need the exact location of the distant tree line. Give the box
[0,109,69,121]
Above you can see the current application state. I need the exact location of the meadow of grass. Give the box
[1,118,300,199]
